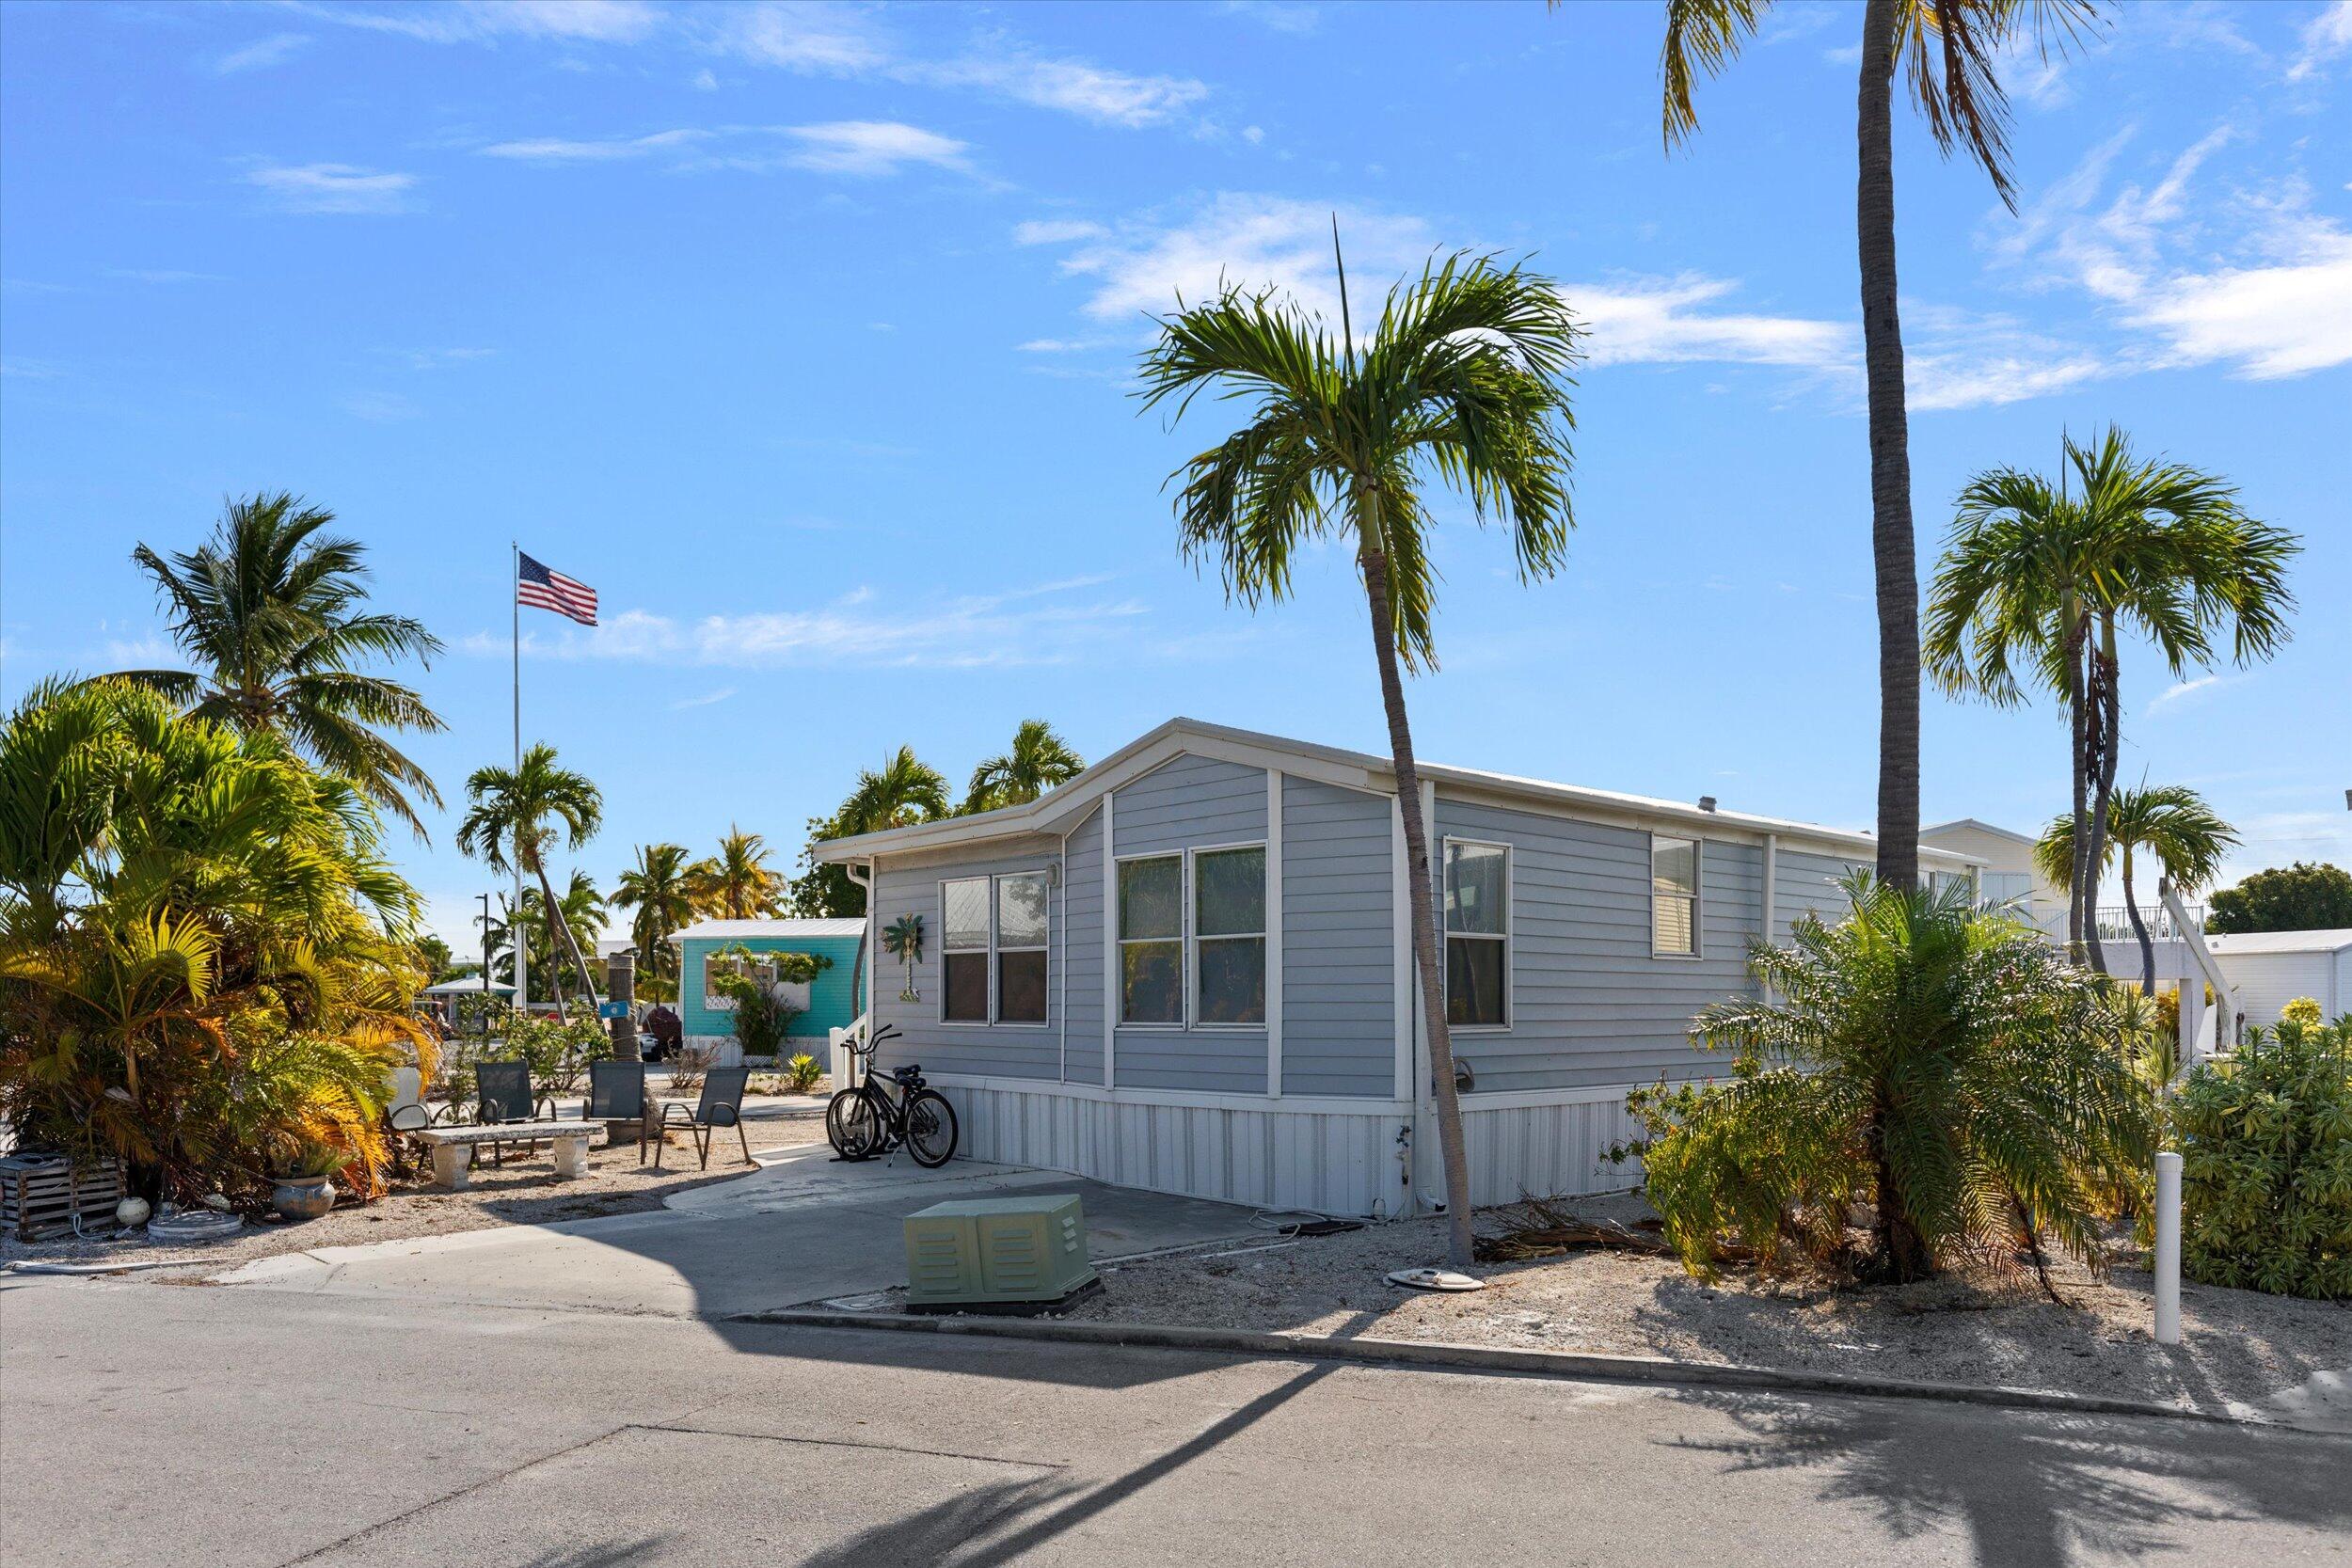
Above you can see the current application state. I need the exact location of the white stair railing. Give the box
[827,1012,869,1096]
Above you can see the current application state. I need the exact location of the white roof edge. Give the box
[2201,928,2352,955]
[813,717,1984,868]
[667,918,868,944]
[1923,816,2039,847]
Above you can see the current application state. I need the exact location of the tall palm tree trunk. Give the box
[532,861,601,1016]
[2063,606,2091,961]
[2083,612,2122,975]
[1856,0,1919,896]
[1359,515,1475,1270]
[2120,844,2156,996]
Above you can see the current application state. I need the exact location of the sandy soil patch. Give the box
[939,1195,2347,1420]
[1,1119,830,1275]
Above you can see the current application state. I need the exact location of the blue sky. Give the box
[4,0,2347,951]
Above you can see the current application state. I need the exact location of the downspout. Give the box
[846,860,875,1029]
[1759,833,1778,1004]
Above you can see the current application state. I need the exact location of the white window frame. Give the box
[1440,836,1512,1032]
[1114,850,1187,1030]
[701,950,744,1011]
[939,876,993,1026]
[1651,832,1704,959]
[1188,841,1268,1031]
[991,870,1052,1029]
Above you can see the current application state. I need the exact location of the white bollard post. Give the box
[2154,1150,2183,1346]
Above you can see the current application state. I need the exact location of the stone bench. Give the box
[417,1123,594,1188]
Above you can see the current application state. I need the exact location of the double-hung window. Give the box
[1443,839,1509,1028]
[1192,847,1266,1025]
[942,877,991,1022]
[1652,834,1701,957]
[994,873,1050,1024]
[943,872,1052,1024]
[1117,846,1267,1027]
[1117,857,1184,1025]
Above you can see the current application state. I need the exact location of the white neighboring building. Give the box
[1921,818,2066,934]
[2203,929,2352,1027]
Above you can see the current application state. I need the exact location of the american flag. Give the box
[516,552,597,626]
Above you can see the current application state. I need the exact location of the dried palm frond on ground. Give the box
[1473,1195,1675,1263]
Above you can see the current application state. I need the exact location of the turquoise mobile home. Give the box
[815,718,1984,1217]
[669,918,866,1065]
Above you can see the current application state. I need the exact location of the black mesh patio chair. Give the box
[473,1059,556,1165]
[580,1058,652,1164]
[654,1065,753,1171]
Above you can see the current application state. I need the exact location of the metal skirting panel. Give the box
[934,1085,1646,1216]
[1458,1098,1644,1207]
[945,1085,1404,1217]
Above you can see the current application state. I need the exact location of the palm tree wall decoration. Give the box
[1139,240,1581,1270]
[882,913,925,1002]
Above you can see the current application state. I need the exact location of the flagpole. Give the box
[512,540,527,1019]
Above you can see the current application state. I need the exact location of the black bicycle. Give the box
[825,1023,959,1167]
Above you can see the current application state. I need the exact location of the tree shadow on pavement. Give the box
[1661,1389,2352,1568]
[795,1363,1339,1567]
[514,1536,675,1568]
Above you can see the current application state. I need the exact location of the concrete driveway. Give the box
[212,1143,1265,1319]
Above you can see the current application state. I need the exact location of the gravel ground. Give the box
[0,1118,829,1275]
[1022,1195,2352,1420]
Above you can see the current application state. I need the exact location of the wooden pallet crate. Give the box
[0,1152,126,1240]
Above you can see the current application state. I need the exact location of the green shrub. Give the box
[786,1052,824,1093]
[1621,876,2156,1283]
[707,944,829,1061]
[2282,996,2324,1027]
[2175,1019,2352,1300]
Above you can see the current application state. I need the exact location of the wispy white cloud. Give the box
[1219,1,1320,36]
[290,0,661,46]
[2145,673,2244,715]
[2286,0,2352,82]
[781,120,969,177]
[1994,125,2352,379]
[105,267,225,284]
[1014,218,1107,246]
[392,347,496,371]
[214,33,311,74]
[342,390,421,420]
[103,634,179,667]
[469,578,1150,670]
[246,162,418,214]
[669,686,737,710]
[1569,274,1849,372]
[479,121,969,178]
[482,128,712,161]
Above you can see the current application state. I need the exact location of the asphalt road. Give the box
[5,1274,2346,1568]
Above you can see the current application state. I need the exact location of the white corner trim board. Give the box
[1266,768,1284,1100]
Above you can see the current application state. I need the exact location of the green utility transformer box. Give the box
[903,1194,1098,1308]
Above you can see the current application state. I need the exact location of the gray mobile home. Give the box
[817,719,1981,1217]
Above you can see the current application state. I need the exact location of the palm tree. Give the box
[1925,427,2296,962]
[1652,0,2098,893]
[455,743,604,1013]
[612,842,696,987]
[963,720,1086,814]
[844,747,951,833]
[1650,875,2156,1285]
[1138,245,1581,1269]
[692,826,784,920]
[107,492,447,834]
[2035,784,2237,995]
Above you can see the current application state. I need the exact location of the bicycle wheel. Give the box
[827,1084,883,1159]
[903,1089,959,1168]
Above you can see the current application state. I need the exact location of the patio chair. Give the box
[384,1066,436,1178]
[653,1065,754,1171]
[580,1058,652,1164]
[473,1059,557,1166]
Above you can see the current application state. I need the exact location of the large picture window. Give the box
[994,872,1050,1024]
[1193,846,1265,1025]
[942,877,990,1022]
[1443,839,1509,1028]
[1118,856,1183,1024]
[1652,834,1700,957]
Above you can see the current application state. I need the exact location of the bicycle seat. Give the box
[890,1064,923,1084]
